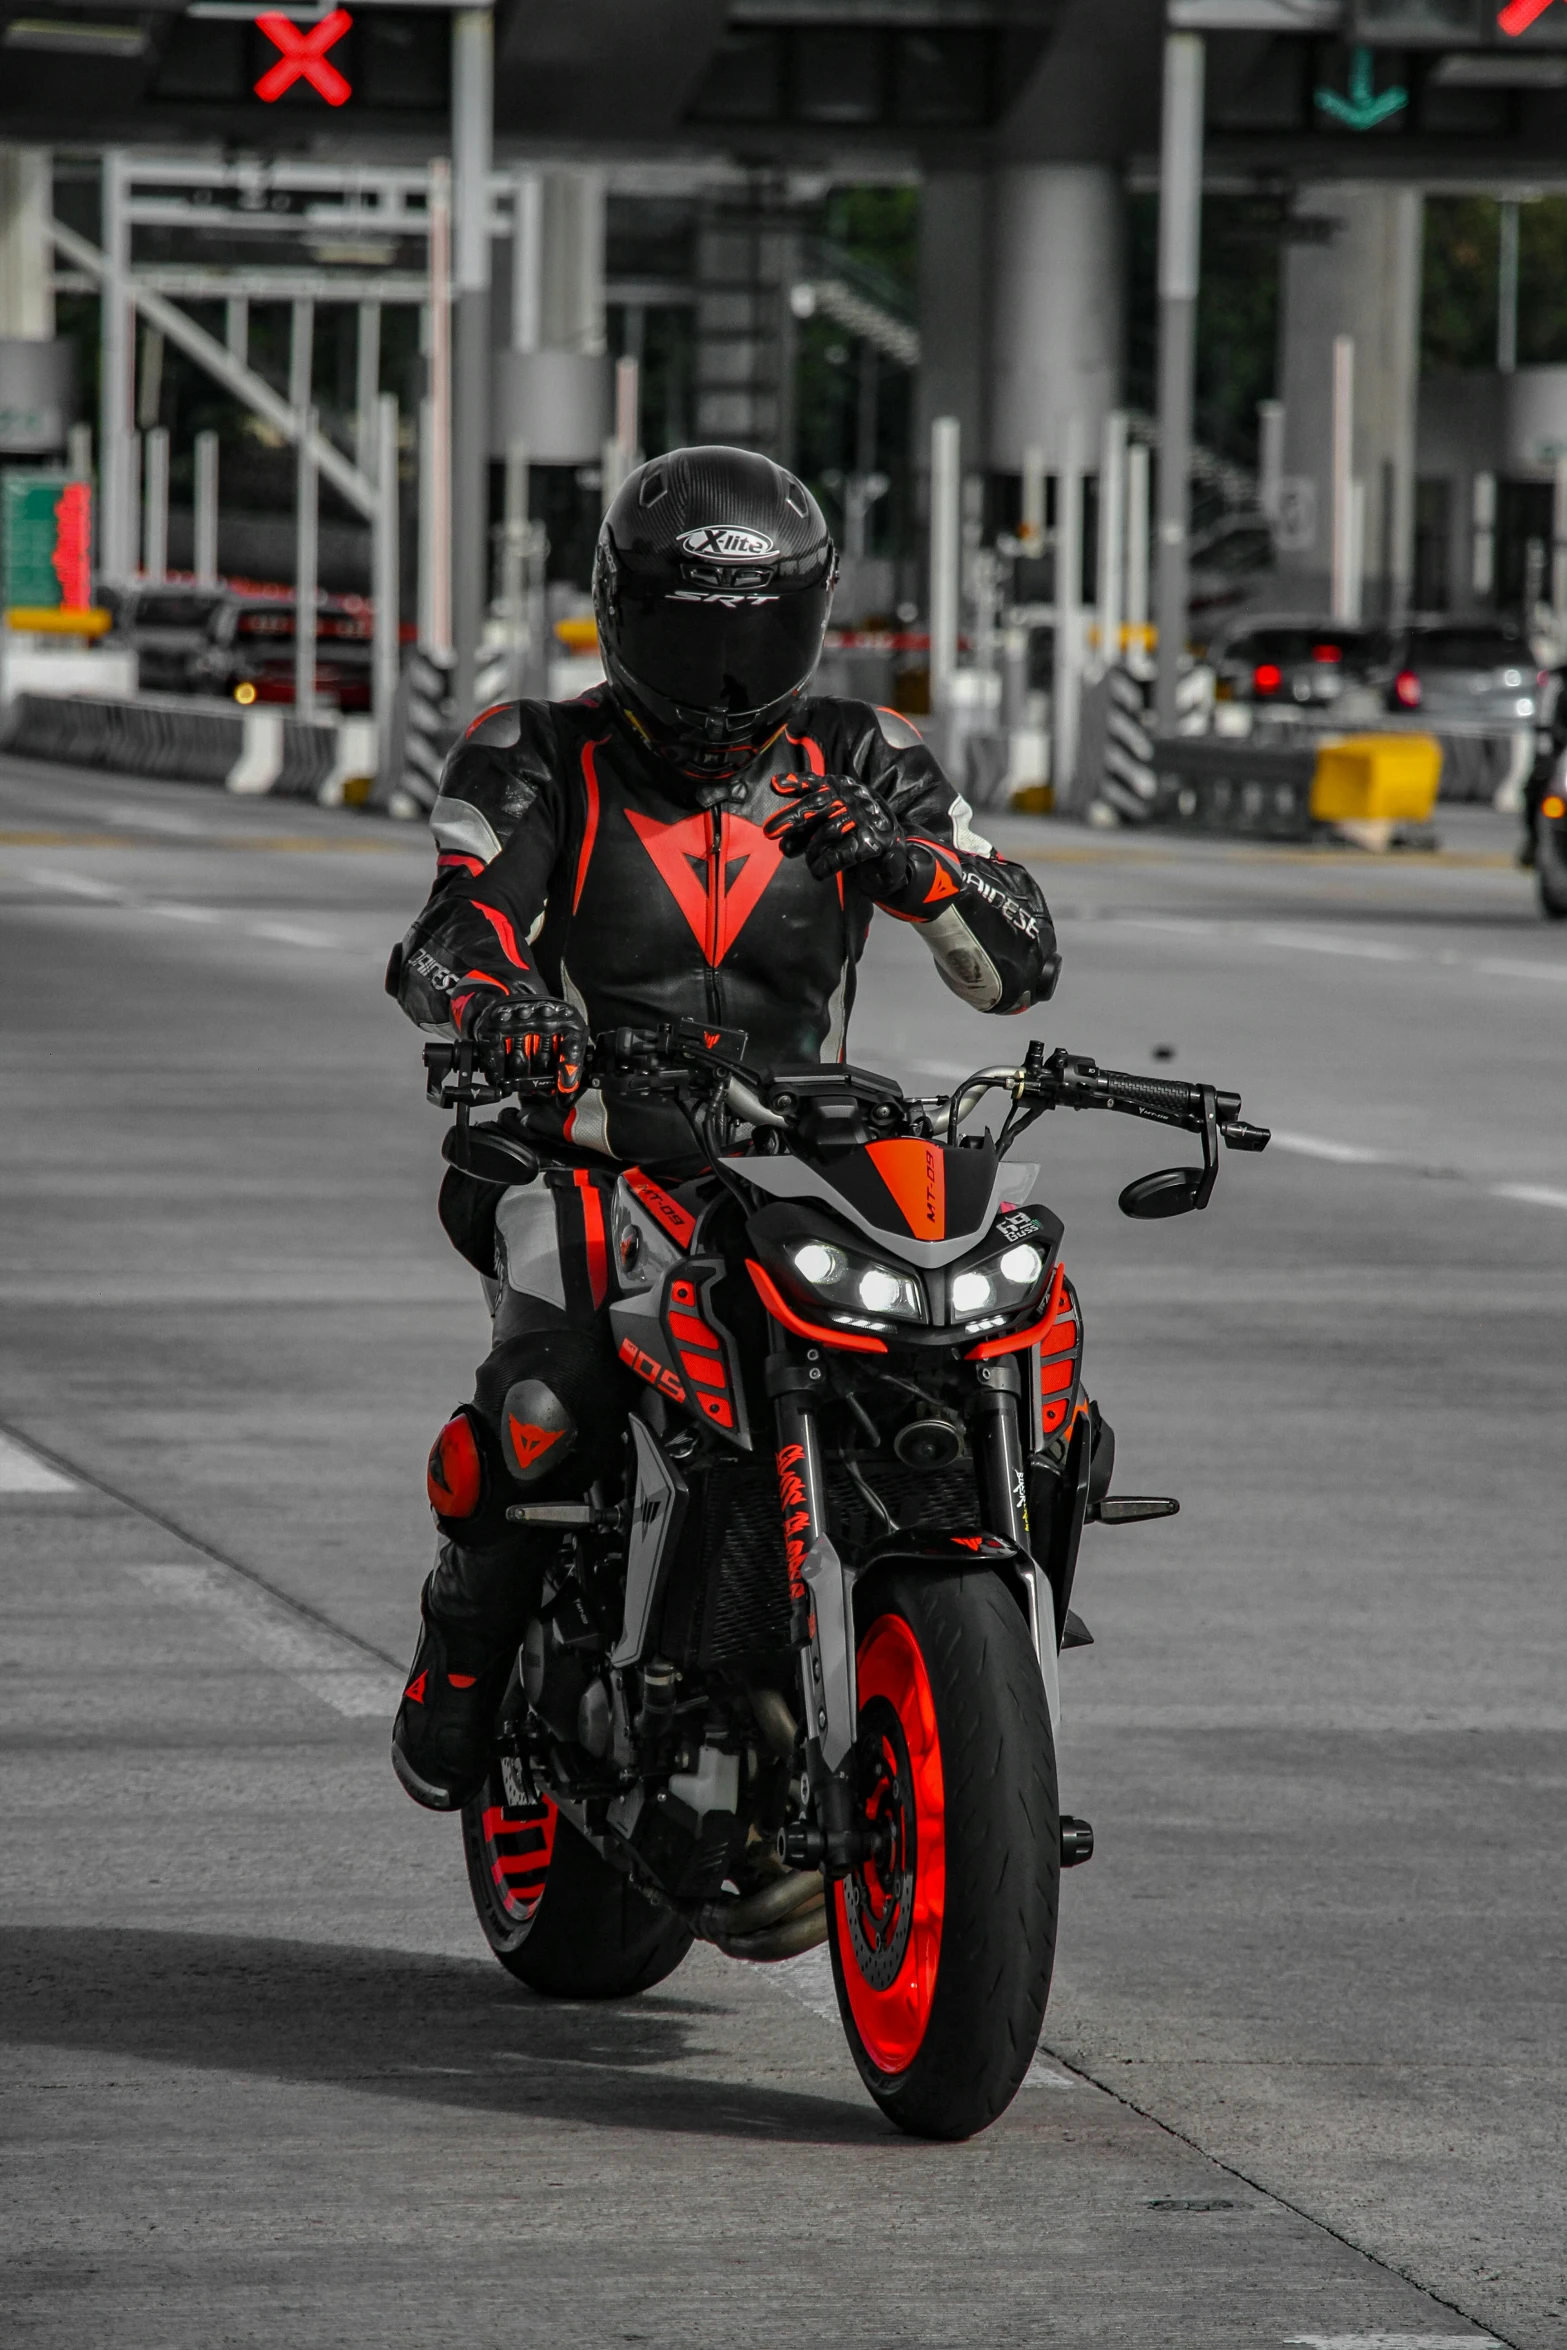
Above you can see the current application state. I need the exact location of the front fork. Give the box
[771,1352,1059,1877]
[771,1360,866,1876]
[973,1358,1060,1722]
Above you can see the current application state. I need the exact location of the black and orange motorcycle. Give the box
[422,1022,1268,2141]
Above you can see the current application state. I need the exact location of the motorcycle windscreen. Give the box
[617,582,831,724]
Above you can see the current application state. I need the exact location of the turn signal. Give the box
[1544,795,1567,820]
[234,681,258,705]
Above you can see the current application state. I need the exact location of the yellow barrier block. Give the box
[6,605,113,637]
[554,616,599,651]
[1310,732,1442,824]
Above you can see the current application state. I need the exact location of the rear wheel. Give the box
[1537,818,1567,919]
[461,1768,692,1997]
[827,1568,1059,2141]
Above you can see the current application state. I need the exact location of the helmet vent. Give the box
[785,483,807,517]
[640,469,669,506]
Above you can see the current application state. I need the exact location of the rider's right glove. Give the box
[459,988,588,1099]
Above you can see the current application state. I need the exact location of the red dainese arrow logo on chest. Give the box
[624,810,784,967]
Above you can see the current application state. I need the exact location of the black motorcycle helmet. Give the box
[593,445,837,787]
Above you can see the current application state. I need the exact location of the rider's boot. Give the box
[391,1536,535,1812]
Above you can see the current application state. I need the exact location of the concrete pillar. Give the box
[988,165,1123,474]
[492,168,609,466]
[0,149,73,462]
[451,6,493,721]
[0,147,52,337]
[917,174,988,467]
[1277,184,1423,621]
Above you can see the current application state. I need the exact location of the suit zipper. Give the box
[706,806,723,1023]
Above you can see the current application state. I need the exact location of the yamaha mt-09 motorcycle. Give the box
[421,1023,1269,2142]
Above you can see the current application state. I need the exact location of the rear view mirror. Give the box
[1119,1167,1204,1220]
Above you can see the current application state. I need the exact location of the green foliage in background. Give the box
[1423,195,1567,372]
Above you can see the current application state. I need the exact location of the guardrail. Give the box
[1149,733,1442,846]
[0,689,376,803]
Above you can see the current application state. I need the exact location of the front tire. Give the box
[827,1568,1059,2141]
[461,1770,693,1997]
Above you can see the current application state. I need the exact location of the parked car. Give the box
[1188,512,1278,624]
[210,595,373,712]
[1211,618,1394,720]
[1384,621,1551,732]
[109,584,229,696]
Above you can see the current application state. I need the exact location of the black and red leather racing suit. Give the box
[393,685,1059,1650]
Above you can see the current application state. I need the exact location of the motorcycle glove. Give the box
[765,770,971,921]
[460,989,588,1098]
[764,772,915,891]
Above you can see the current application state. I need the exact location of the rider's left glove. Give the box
[459,988,588,1099]
[764,773,915,898]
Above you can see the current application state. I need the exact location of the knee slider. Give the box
[426,1406,526,1547]
[428,1407,485,1521]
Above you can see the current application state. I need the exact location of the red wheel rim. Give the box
[835,1611,945,2076]
[480,1790,556,1925]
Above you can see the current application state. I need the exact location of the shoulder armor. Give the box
[872,705,926,752]
[464,700,523,749]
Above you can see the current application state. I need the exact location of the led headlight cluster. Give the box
[789,1239,926,1324]
[948,1242,1044,1320]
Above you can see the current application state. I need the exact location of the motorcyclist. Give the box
[388,443,1061,1811]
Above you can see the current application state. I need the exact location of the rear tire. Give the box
[461,1770,693,1997]
[827,1567,1059,2141]
[1536,820,1567,919]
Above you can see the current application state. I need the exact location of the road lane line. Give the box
[1491,1181,1567,1211]
[248,919,344,948]
[756,1943,1075,2085]
[0,1432,77,1493]
[22,867,121,899]
[16,866,351,953]
[126,1560,400,1717]
[1270,1131,1396,1165]
[1285,2336,1502,2348]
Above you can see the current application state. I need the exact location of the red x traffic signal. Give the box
[254,9,353,106]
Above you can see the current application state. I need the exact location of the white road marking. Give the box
[1102,910,1567,990]
[1477,955,1567,984]
[1256,927,1417,964]
[0,1432,76,1493]
[1285,2337,1502,2348]
[1492,1181,1567,1211]
[1270,1130,1394,1166]
[248,920,343,949]
[757,1944,838,2024]
[755,1946,1074,2085]
[126,1560,400,1718]
[23,867,120,899]
[17,866,348,954]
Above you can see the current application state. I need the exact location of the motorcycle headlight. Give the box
[950,1269,994,1315]
[787,1238,925,1324]
[942,1234,1049,1328]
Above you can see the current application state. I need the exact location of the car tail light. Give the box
[1311,643,1342,664]
[1539,671,1550,688]
[1252,662,1282,695]
[1394,670,1422,709]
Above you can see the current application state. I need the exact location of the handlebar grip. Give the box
[1099,1070,1244,1129]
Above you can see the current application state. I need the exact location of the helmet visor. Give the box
[614,583,831,732]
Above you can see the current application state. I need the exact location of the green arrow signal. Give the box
[1315,46,1408,131]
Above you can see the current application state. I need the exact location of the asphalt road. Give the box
[1,753,1561,2350]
